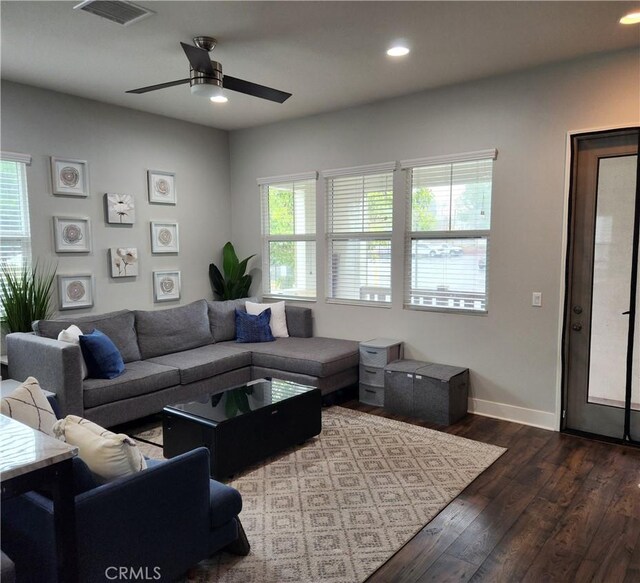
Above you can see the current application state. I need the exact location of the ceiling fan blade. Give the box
[126,79,191,94]
[180,42,215,76]
[223,75,292,103]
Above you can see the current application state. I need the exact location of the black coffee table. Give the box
[162,377,322,479]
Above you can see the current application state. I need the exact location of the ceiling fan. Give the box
[126,36,292,103]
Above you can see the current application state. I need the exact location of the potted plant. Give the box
[209,242,255,300]
[0,261,57,333]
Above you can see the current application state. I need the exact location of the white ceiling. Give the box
[2,1,639,131]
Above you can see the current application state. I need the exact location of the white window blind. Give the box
[0,157,32,315]
[325,164,394,305]
[259,173,317,299]
[404,154,495,313]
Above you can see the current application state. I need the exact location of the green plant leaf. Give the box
[208,263,226,299]
[225,390,239,418]
[237,255,256,279]
[209,242,254,300]
[222,242,239,279]
[0,260,57,333]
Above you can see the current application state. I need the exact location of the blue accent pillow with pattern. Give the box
[235,308,275,343]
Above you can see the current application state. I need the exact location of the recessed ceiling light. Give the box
[210,95,228,103]
[620,11,640,24]
[387,45,410,57]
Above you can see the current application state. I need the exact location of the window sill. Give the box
[403,304,488,316]
[263,295,317,303]
[325,298,392,309]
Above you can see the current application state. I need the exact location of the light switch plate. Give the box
[532,292,542,307]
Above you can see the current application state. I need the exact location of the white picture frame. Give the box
[109,248,139,278]
[153,270,181,302]
[147,170,176,205]
[58,274,94,310]
[150,221,179,253]
[105,193,135,224]
[51,157,89,197]
[53,216,92,253]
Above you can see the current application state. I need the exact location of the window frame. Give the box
[0,151,33,318]
[401,149,497,315]
[324,161,396,307]
[257,171,318,301]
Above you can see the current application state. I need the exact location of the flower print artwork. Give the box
[109,248,139,277]
[106,193,135,224]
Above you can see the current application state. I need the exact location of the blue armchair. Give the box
[1,446,249,582]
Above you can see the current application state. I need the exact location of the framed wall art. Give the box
[58,274,94,310]
[153,270,181,302]
[150,221,179,253]
[109,248,138,278]
[53,216,92,253]
[147,170,176,205]
[105,193,135,224]
[51,157,89,197]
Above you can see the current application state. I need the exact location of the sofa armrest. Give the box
[6,332,84,416]
[285,305,313,338]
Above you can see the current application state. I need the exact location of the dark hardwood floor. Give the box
[340,400,640,583]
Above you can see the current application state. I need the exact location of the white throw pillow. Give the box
[0,377,57,436]
[245,300,289,338]
[53,415,147,482]
[57,325,89,379]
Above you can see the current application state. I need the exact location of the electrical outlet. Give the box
[532,292,542,307]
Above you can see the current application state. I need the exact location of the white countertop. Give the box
[0,415,77,482]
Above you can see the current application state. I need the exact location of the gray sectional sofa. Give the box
[6,299,359,428]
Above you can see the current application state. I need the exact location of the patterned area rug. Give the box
[132,407,504,583]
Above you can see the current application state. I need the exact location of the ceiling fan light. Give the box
[387,45,410,57]
[620,11,640,24]
[190,81,223,98]
[210,95,228,103]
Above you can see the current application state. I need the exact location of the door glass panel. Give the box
[588,155,638,410]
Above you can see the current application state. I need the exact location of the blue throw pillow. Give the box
[79,329,125,379]
[235,308,275,343]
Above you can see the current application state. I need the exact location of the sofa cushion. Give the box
[34,310,141,363]
[219,337,359,378]
[135,300,212,360]
[246,301,289,337]
[0,377,57,436]
[207,297,258,342]
[53,415,147,483]
[83,361,180,408]
[235,309,275,343]
[147,345,252,385]
[79,330,125,380]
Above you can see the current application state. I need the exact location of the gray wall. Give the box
[228,49,640,424]
[1,81,230,313]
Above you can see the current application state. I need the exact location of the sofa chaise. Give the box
[7,299,359,427]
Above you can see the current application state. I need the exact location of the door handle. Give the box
[622,311,630,315]
[572,323,582,331]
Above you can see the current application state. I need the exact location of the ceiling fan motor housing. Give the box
[189,60,223,95]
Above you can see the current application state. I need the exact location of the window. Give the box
[259,172,317,300]
[402,150,496,313]
[0,152,32,312]
[325,162,395,305]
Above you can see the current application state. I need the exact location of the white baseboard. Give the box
[468,397,557,431]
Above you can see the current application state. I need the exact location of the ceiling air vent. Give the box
[73,1,154,26]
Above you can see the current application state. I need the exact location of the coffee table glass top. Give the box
[165,377,316,423]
